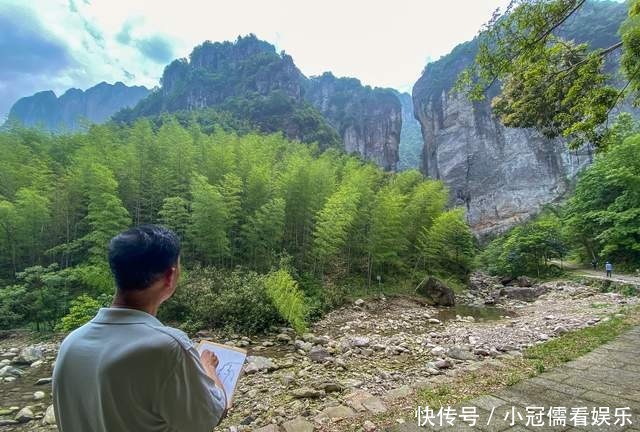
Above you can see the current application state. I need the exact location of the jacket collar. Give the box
[92,307,164,326]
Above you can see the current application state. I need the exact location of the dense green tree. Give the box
[241,197,286,271]
[158,197,190,241]
[421,209,475,281]
[80,163,132,263]
[564,132,640,267]
[367,186,408,280]
[264,268,307,333]
[312,182,360,274]
[479,212,566,277]
[189,175,230,264]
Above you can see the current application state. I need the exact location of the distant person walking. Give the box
[605,261,613,278]
[591,259,598,270]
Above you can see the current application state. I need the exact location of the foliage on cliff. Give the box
[0,119,472,331]
[456,0,635,149]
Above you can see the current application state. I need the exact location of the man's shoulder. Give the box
[148,325,194,352]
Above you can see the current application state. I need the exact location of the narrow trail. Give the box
[570,267,640,287]
[549,260,640,286]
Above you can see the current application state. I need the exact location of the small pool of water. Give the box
[436,305,514,322]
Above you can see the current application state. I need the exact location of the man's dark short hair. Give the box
[108,225,181,291]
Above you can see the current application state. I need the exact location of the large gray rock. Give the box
[44,405,56,425]
[0,365,24,378]
[244,356,275,374]
[416,277,455,306]
[15,407,34,423]
[446,346,477,361]
[291,387,325,399]
[308,346,330,362]
[314,405,356,421]
[500,286,548,302]
[13,346,43,365]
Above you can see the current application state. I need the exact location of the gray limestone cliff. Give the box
[305,73,401,171]
[412,1,626,236]
[7,82,149,132]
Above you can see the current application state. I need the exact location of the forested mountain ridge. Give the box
[412,0,628,236]
[114,35,402,170]
[5,82,149,132]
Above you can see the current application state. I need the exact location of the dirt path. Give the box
[572,268,640,287]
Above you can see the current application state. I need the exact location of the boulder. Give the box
[33,391,45,400]
[43,405,56,425]
[244,356,275,374]
[446,346,477,361]
[500,286,547,302]
[415,277,455,306]
[15,407,34,423]
[362,397,388,415]
[363,420,377,432]
[349,336,370,348]
[0,365,24,378]
[434,359,452,369]
[308,346,330,363]
[516,276,533,287]
[13,346,43,365]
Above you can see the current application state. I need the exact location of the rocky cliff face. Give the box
[117,35,401,170]
[305,73,401,170]
[7,82,149,132]
[412,1,626,236]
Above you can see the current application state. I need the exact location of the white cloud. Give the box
[0,0,512,118]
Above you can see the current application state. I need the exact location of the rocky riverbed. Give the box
[0,275,637,431]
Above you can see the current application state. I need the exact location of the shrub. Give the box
[264,269,308,334]
[58,295,108,332]
[162,266,281,334]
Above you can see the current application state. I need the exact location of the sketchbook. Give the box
[197,340,247,408]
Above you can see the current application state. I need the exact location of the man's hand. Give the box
[199,350,228,409]
[200,350,219,376]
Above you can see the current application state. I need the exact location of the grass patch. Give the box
[417,306,640,408]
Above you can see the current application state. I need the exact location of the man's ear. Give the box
[163,266,177,288]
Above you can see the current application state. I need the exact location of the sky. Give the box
[0,0,514,120]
